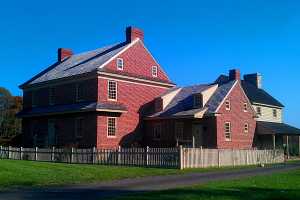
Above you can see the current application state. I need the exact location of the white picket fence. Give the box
[179,148,284,169]
[0,146,284,169]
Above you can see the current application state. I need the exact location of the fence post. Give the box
[51,147,55,162]
[71,147,74,163]
[179,145,183,170]
[246,150,248,165]
[218,149,220,168]
[35,147,38,161]
[0,146,2,159]
[92,147,96,164]
[20,147,23,160]
[118,146,121,165]
[146,146,149,167]
[232,149,235,167]
[8,146,11,159]
[200,146,203,168]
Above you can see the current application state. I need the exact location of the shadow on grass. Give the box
[0,187,299,200]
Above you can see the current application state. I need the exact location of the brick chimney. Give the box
[126,26,144,43]
[58,48,73,62]
[229,69,241,81]
[244,73,262,88]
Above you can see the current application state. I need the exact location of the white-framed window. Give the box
[151,66,158,77]
[224,122,231,141]
[116,58,124,70]
[194,94,202,108]
[108,80,117,101]
[76,83,84,102]
[107,117,116,137]
[49,87,55,105]
[273,109,277,118]
[225,100,231,110]
[256,107,262,116]
[75,118,84,138]
[243,103,248,112]
[175,122,184,140]
[153,123,162,140]
[244,123,249,134]
[32,90,37,107]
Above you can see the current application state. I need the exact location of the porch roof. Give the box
[17,101,128,118]
[256,121,300,136]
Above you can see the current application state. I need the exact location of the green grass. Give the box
[0,159,258,190]
[115,169,300,200]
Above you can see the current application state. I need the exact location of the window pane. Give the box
[107,118,116,136]
[108,81,117,100]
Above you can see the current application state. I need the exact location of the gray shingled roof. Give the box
[241,81,284,107]
[17,101,127,117]
[256,121,300,135]
[148,82,236,118]
[21,42,129,87]
[215,75,284,108]
[205,80,236,113]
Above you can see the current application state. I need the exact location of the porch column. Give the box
[298,136,300,156]
[286,136,289,159]
[272,134,276,150]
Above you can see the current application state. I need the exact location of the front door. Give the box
[48,120,56,147]
[192,124,203,147]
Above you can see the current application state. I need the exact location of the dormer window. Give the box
[194,94,202,108]
[152,66,158,77]
[225,100,231,110]
[116,58,123,70]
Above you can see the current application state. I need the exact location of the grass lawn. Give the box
[0,159,257,190]
[114,169,300,200]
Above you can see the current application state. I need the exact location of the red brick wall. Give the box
[104,41,170,83]
[216,82,256,149]
[96,78,170,148]
[23,78,97,108]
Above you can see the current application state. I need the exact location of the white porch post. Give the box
[272,135,276,150]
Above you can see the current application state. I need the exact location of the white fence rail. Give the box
[0,146,284,169]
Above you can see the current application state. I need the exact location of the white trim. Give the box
[107,117,117,138]
[252,102,283,109]
[98,39,140,69]
[98,73,175,89]
[96,109,127,113]
[116,58,124,70]
[107,80,117,101]
[215,81,238,113]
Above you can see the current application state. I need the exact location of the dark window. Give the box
[49,88,55,105]
[75,118,84,138]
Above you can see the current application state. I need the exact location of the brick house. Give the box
[144,69,257,149]
[18,27,175,148]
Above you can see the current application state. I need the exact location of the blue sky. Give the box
[0,0,299,127]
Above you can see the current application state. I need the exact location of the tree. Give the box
[0,87,22,138]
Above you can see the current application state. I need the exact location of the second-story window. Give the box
[256,107,262,116]
[108,80,117,100]
[116,58,124,70]
[224,122,231,141]
[49,87,55,105]
[76,84,84,102]
[152,66,158,77]
[273,109,277,118]
[225,100,231,110]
